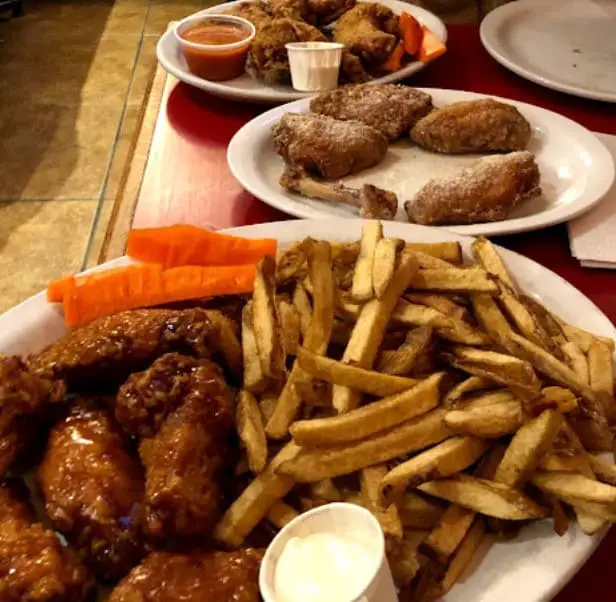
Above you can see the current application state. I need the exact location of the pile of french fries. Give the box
[213,221,616,601]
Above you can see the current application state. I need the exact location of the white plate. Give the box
[227,88,615,236]
[156,0,447,105]
[480,0,616,103]
[0,218,611,600]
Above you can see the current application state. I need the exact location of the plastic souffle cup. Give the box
[286,42,344,92]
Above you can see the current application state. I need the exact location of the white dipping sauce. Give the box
[274,531,377,602]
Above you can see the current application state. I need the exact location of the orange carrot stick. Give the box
[400,12,423,56]
[126,225,277,268]
[383,41,405,72]
[419,27,447,63]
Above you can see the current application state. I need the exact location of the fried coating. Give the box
[0,479,94,602]
[307,0,356,24]
[339,49,370,84]
[268,0,315,23]
[405,151,541,226]
[222,2,272,31]
[108,549,263,602]
[38,402,145,582]
[248,17,326,85]
[310,84,433,141]
[334,3,399,64]
[29,308,240,390]
[410,98,532,154]
[272,112,388,179]
[0,355,65,477]
[139,370,233,539]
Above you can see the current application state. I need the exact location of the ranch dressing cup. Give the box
[286,42,344,92]
[259,502,399,602]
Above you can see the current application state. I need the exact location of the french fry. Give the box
[422,504,476,563]
[396,492,445,529]
[352,221,382,302]
[405,292,469,322]
[241,303,269,393]
[290,373,443,447]
[209,310,243,376]
[278,299,301,356]
[296,347,419,396]
[531,472,616,511]
[418,475,549,520]
[588,454,616,486]
[552,500,570,536]
[278,407,453,482]
[333,248,419,413]
[292,282,312,338]
[412,267,498,294]
[252,256,286,380]
[444,400,523,438]
[373,237,403,298]
[236,390,268,474]
[570,416,613,452]
[539,452,594,477]
[441,519,487,594]
[471,236,517,290]
[310,478,343,502]
[535,386,579,414]
[267,500,299,529]
[404,241,462,264]
[259,390,279,424]
[361,465,404,538]
[574,504,615,533]
[387,535,422,587]
[561,342,589,385]
[377,326,433,375]
[588,340,616,421]
[443,376,496,408]
[276,241,307,285]
[552,314,615,353]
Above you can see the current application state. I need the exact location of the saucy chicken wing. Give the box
[108,549,263,602]
[272,112,388,179]
[38,401,145,581]
[410,98,532,153]
[0,479,94,602]
[0,355,65,476]
[310,84,433,141]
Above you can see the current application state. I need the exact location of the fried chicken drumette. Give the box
[410,98,532,154]
[38,401,145,582]
[333,3,399,64]
[222,2,272,32]
[310,84,433,141]
[405,151,541,226]
[0,479,94,602]
[307,0,356,24]
[273,112,388,179]
[108,549,263,602]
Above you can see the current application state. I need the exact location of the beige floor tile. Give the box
[0,102,124,200]
[145,1,219,35]
[0,201,98,312]
[83,200,116,269]
[128,35,158,106]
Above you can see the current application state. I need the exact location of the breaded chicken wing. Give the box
[38,401,145,581]
[0,479,94,602]
[268,0,315,23]
[310,84,433,141]
[222,2,272,32]
[410,98,532,153]
[334,3,399,64]
[339,49,370,83]
[0,355,65,476]
[307,0,356,24]
[108,549,263,602]
[272,112,388,179]
[29,308,241,390]
[405,151,541,226]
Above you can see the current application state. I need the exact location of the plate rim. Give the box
[226,88,616,236]
[480,0,616,104]
[155,0,447,105]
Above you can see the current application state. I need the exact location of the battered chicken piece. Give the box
[339,49,370,84]
[0,479,94,602]
[38,401,145,582]
[405,151,541,226]
[0,355,65,476]
[307,0,356,24]
[334,3,399,64]
[310,84,433,141]
[29,308,241,390]
[108,549,263,602]
[410,98,532,153]
[268,0,315,23]
[222,2,272,32]
[272,112,388,179]
[248,17,326,85]
[139,369,233,539]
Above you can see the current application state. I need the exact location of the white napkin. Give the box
[568,133,616,269]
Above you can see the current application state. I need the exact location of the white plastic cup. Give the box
[259,502,399,602]
[286,42,344,92]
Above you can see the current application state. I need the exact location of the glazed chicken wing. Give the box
[38,401,145,582]
[334,3,399,64]
[0,479,94,602]
[310,84,433,141]
[108,549,263,602]
[405,151,541,226]
[410,98,532,153]
[272,112,388,179]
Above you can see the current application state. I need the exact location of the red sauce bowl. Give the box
[175,14,256,82]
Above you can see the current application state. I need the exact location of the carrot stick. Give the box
[63,263,257,328]
[383,41,405,72]
[419,27,447,63]
[126,225,277,268]
[400,12,423,55]
[48,277,76,303]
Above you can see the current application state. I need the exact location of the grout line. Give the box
[0,197,99,203]
[79,0,152,271]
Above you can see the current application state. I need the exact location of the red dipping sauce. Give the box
[176,15,255,82]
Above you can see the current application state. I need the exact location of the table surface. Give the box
[127,24,616,601]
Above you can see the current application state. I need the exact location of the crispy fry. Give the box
[406,292,469,322]
[373,237,403,299]
[444,400,523,438]
[361,465,404,538]
[531,472,616,510]
[377,326,433,375]
[588,341,616,421]
[413,267,498,293]
[278,299,301,356]
[535,386,579,414]
[575,505,612,533]
[278,407,452,482]
[276,241,308,285]
[553,314,615,353]
[404,242,462,264]
[352,221,382,302]
[396,492,445,529]
[290,373,443,447]
[443,376,496,408]
[561,342,589,385]
[297,347,419,396]
[552,500,570,536]
[539,452,594,477]
[333,248,419,413]
[588,454,616,486]
[419,475,549,520]
[259,390,279,424]
[570,416,613,452]
[236,390,268,474]
[310,478,343,502]
[422,504,476,563]
[441,519,487,594]
[470,293,513,351]
[267,500,299,529]
[241,302,269,393]
[471,237,516,290]
[292,282,312,338]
